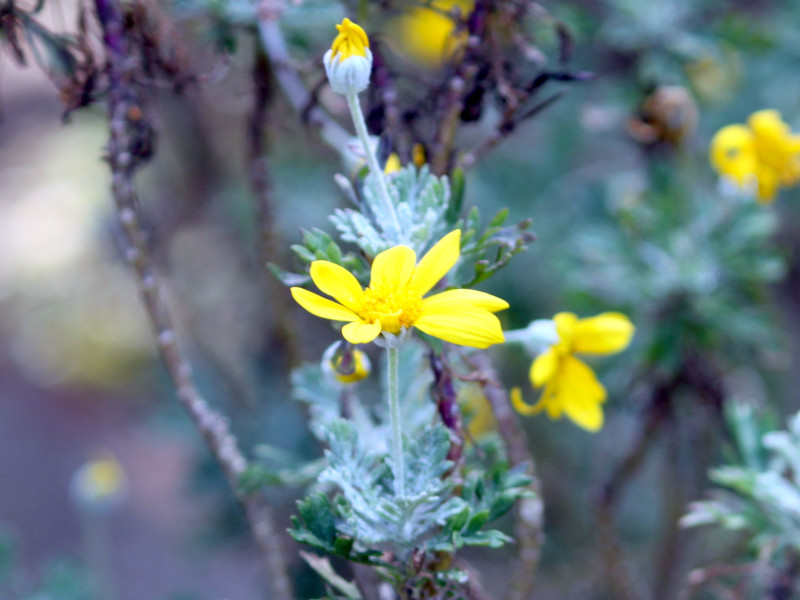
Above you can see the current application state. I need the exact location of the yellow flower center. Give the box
[331,18,369,62]
[359,283,423,334]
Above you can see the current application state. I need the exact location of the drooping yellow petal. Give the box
[342,319,382,344]
[310,260,365,311]
[530,348,558,387]
[408,229,461,294]
[291,288,360,322]
[421,288,508,313]
[510,387,546,416]
[370,245,416,289]
[572,313,635,355]
[553,312,578,345]
[415,303,504,348]
[556,356,607,432]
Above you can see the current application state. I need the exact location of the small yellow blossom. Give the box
[389,0,473,67]
[323,18,373,95]
[384,153,402,174]
[710,109,800,203]
[70,452,127,510]
[291,230,508,348]
[511,312,634,432]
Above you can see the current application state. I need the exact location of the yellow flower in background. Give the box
[511,312,634,432]
[291,230,508,348]
[389,0,473,67]
[323,18,373,95]
[710,109,800,203]
[384,153,402,174]
[70,452,127,510]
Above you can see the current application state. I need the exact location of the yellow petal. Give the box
[421,288,509,313]
[557,356,606,432]
[553,312,578,344]
[572,313,635,355]
[510,387,545,416]
[370,245,416,289]
[530,349,558,388]
[408,230,461,294]
[310,260,365,311]
[342,319,382,344]
[291,288,359,322]
[415,303,504,348]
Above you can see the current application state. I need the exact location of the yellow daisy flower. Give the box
[710,109,800,203]
[290,230,508,348]
[511,312,634,432]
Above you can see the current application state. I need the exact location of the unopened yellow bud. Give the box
[323,18,373,95]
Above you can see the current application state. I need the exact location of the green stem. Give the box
[345,92,402,236]
[387,346,405,497]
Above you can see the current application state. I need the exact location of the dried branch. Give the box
[256,0,349,150]
[467,352,544,600]
[94,1,293,598]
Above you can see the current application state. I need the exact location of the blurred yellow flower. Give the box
[291,230,508,347]
[70,452,127,510]
[511,312,634,432]
[389,0,473,67]
[710,109,800,203]
[384,152,402,174]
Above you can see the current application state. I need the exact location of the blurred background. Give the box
[2,1,800,598]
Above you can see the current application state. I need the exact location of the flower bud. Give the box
[323,18,373,95]
[322,342,371,384]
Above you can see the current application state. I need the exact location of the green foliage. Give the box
[332,165,454,256]
[0,527,93,600]
[683,404,800,558]
[270,228,368,286]
[455,207,535,288]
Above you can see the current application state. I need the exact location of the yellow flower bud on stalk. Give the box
[323,18,373,95]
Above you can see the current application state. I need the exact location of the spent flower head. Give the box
[511,312,634,432]
[323,18,373,95]
[322,342,371,384]
[711,109,800,203]
[291,230,508,348]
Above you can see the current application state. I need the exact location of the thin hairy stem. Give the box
[346,91,402,237]
[387,346,405,497]
[94,1,293,598]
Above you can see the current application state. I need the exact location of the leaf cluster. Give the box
[683,403,800,559]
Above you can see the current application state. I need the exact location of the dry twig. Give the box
[94,1,293,597]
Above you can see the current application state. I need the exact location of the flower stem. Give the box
[387,346,405,497]
[345,92,402,237]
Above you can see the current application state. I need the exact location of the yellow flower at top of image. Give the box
[511,312,634,432]
[323,18,373,95]
[710,109,800,203]
[388,0,474,67]
[291,230,508,348]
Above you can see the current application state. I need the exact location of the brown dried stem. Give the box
[256,0,349,150]
[94,1,293,598]
[467,352,544,600]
